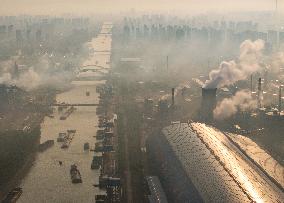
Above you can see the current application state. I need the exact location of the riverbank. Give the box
[16,22,113,203]
[0,127,39,200]
[0,89,57,201]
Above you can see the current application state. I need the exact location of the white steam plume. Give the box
[0,55,74,91]
[17,68,41,90]
[204,39,265,88]
[213,90,257,120]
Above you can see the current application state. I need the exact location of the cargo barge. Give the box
[38,140,54,152]
[95,194,107,203]
[91,155,103,169]
[70,164,82,183]
[84,142,90,150]
[57,132,67,142]
[1,187,23,203]
[60,106,76,120]
[61,130,76,149]
[96,129,105,140]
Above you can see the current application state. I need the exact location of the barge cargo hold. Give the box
[61,130,76,149]
[57,132,67,142]
[95,194,107,203]
[84,143,90,150]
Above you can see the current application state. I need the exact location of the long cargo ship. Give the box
[70,164,82,183]
[2,187,23,203]
[59,106,76,120]
[38,140,54,152]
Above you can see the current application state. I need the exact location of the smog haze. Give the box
[0,0,284,203]
[1,0,282,15]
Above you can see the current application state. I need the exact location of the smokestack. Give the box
[201,87,217,122]
[250,74,253,94]
[12,62,19,79]
[171,88,175,106]
[166,56,169,72]
[258,78,262,108]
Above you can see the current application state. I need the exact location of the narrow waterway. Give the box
[18,22,112,203]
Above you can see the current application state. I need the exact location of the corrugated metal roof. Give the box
[162,122,284,203]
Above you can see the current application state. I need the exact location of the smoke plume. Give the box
[204,39,265,88]
[0,56,74,91]
[0,68,41,91]
[213,90,257,120]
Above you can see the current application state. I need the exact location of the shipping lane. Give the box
[18,22,113,203]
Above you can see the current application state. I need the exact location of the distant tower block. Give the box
[171,88,175,106]
[166,56,169,72]
[258,78,262,108]
[201,88,217,122]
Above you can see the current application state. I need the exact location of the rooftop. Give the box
[162,122,284,202]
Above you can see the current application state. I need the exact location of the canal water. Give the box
[18,23,112,203]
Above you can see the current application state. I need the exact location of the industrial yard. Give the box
[108,15,284,202]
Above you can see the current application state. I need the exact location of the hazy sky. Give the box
[0,0,283,15]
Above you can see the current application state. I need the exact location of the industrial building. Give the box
[156,122,284,202]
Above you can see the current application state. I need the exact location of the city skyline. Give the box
[1,0,282,15]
